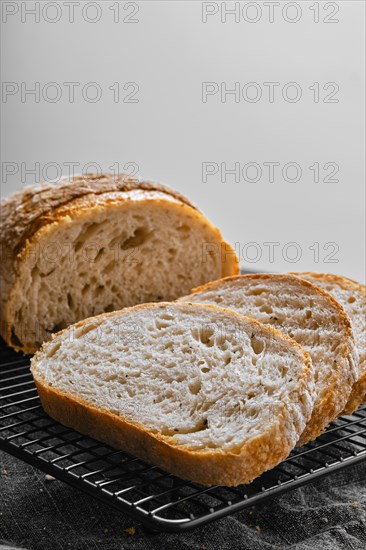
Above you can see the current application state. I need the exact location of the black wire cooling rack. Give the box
[1,341,366,533]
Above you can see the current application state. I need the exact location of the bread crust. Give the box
[184,274,359,445]
[0,174,198,259]
[31,302,313,487]
[0,174,239,352]
[289,272,366,415]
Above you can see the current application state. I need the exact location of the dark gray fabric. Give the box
[0,451,365,550]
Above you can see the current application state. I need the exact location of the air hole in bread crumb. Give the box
[348,296,356,304]
[163,341,174,350]
[121,227,150,250]
[74,222,103,252]
[82,284,90,295]
[192,326,215,347]
[251,288,265,296]
[247,408,259,419]
[75,322,99,338]
[215,333,229,351]
[103,260,115,275]
[331,341,339,352]
[95,247,105,261]
[177,224,190,232]
[105,374,118,382]
[67,293,74,309]
[46,342,61,358]
[201,366,210,373]
[156,320,171,330]
[305,310,312,319]
[250,336,264,355]
[31,266,40,279]
[189,379,202,395]
[94,285,105,298]
[279,365,288,377]
[260,304,273,314]
[160,313,174,321]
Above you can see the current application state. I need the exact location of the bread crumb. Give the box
[1,469,9,475]
[255,525,261,532]
[124,527,136,536]
[45,474,55,482]
[351,501,358,507]
[103,528,109,534]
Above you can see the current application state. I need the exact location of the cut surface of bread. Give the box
[0,174,239,353]
[31,302,314,487]
[290,272,366,414]
[178,274,358,445]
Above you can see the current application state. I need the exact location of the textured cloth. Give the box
[0,450,365,550]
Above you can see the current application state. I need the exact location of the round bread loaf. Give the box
[0,174,238,353]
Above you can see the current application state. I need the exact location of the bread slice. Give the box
[0,174,239,353]
[31,302,314,487]
[289,272,366,414]
[178,274,358,445]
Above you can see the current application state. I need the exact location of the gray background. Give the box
[1,0,365,280]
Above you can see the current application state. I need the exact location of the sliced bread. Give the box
[178,274,358,445]
[0,174,239,353]
[290,272,366,414]
[31,302,314,487]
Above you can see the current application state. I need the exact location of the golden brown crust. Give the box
[0,175,239,352]
[343,375,366,415]
[187,273,358,445]
[289,271,365,296]
[31,302,313,487]
[289,272,366,415]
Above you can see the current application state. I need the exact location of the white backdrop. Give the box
[1,1,365,281]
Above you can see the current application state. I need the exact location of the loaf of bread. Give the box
[290,272,366,414]
[31,302,314,487]
[178,274,358,445]
[0,174,239,353]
